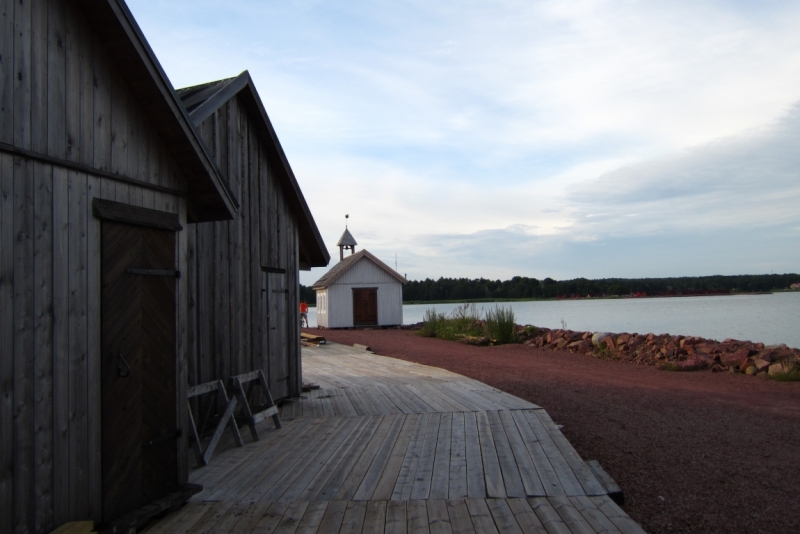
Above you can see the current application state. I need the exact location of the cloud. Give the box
[302,101,800,283]
[570,103,800,236]
[124,0,800,283]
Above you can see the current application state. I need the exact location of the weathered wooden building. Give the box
[176,72,329,401]
[313,230,406,328]
[0,0,333,531]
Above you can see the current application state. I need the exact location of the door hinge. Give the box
[143,429,182,448]
[127,268,181,278]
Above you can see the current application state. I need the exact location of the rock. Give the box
[753,358,771,372]
[739,358,753,372]
[556,338,569,349]
[458,336,490,346]
[723,349,750,369]
[769,362,793,376]
[674,356,711,371]
[745,366,757,375]
[592,332,611,348]
[582,331,592,340]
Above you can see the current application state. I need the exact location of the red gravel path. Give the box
[304,328,800,534]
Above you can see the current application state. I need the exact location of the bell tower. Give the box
[337,214,357,261]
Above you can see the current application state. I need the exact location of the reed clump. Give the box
[418,303,517,345]
[770,361,800,382]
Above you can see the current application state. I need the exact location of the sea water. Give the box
[306,292,800,348]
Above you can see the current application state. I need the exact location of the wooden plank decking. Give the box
[145,343,645,533]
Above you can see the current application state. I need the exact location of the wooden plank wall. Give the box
[188,94,302,402]
[0,1,190,531]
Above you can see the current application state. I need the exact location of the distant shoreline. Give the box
[403,291,781,306]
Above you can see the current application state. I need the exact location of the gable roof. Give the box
[177,71,330,269]
[311,249,407,289]
[75,0,238,222]
[337,228,357,247]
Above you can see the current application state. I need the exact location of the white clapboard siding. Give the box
[335,257,400,285]
[316,289,329,328]
[320,257,404,328]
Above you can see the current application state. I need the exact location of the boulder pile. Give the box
[516,326,800,377]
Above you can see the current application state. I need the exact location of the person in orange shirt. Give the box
[300,300,309,328]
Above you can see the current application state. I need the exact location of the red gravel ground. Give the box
[304,328,800,534]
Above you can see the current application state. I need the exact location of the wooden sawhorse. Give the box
[230,369,282,441]
[187,380,242,466]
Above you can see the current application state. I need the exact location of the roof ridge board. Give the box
[185,71,251,127]
[175,76,237,96]
[178,81,233,113]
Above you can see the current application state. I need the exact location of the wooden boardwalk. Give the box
[145,343,645,533]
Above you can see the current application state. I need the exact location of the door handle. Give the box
[118,352,131,378]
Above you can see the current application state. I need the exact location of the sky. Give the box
[126,0,800,285]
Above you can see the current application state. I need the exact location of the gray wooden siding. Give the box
[0,1,190,531]
[187,94,301,402]
[324,258,404,328]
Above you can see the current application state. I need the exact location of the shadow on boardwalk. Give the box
[145,343,644,533]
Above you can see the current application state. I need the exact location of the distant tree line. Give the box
[400,274,800,302]
[300,285,316,305]
[298,273,800,306]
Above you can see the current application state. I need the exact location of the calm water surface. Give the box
[307,292,800,348]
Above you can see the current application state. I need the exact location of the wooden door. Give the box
[101,221,178,521]
[265,272,289,399]
[353,288,378,326]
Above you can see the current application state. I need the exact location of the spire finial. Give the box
[337,216,357,261]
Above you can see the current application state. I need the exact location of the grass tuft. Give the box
[486,305,517,344]
[418,303,518,345]
[770,362,800,382]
